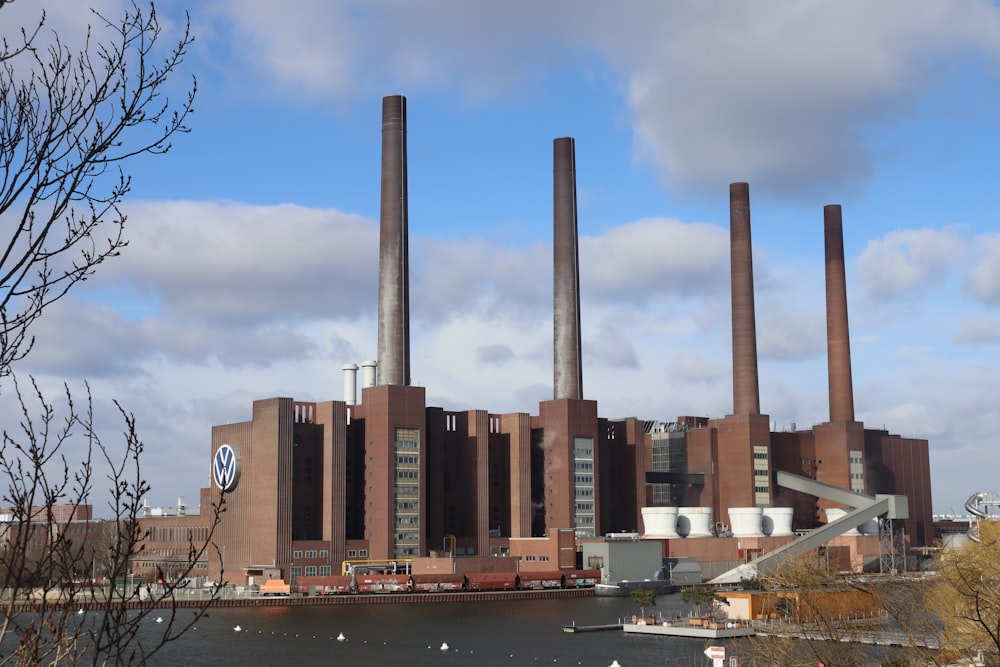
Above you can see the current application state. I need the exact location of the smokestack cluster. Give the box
[824,204,855,422]
[376,95,410,386]
[729,182,761,415]
[553,137,583,400]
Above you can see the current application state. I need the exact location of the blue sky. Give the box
[5,0,1000,517]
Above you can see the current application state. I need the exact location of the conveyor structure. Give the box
[707,471,908,585]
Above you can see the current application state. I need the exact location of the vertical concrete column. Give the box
[730,182,760,415]
[553,137,583,400]
[377,94,410,386]
[824,204,855,422]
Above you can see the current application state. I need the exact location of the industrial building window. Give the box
[293,550,302,559]
[320,550,329,558]
[305,566,317,576]
[305,550,317,558]
[753,445,770,505]
[359,550,368,557]
[650,431,687,506]
[394,427,421,558]
[849,449,865,493]
[573,437,596,539]
[347,550,356,558]
[319,566,331,576]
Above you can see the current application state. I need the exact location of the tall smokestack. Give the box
[553,137,583,400]
[730,182,760,415]
[824,204,855,422]
[376,94,410,386]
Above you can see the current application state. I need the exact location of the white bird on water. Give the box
[233,625,242,632]
[440,642,449,651]
[336,632,346,641]
[155,617,162,624]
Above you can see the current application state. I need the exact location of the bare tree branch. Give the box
[0,1,195,378]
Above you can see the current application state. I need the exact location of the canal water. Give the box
[146,593,735,666]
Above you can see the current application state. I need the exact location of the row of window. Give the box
[523,555,550,562]
[291,565,332,577]
[292,549,329,559]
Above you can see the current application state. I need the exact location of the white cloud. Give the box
[953,317,1000,346]
[201,1,1000,194]
[580,218,729,303]
[964,233,1000,304]
[857,227,967,300]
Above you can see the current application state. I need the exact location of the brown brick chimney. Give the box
[824,204,855,422]
[730,182,760,415]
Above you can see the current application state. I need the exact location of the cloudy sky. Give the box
[5,1,1000,517]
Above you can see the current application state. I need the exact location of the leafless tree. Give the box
[0,2,225,664]
[0,378,225,666]
[743,551,953,666]
[0,0,195,377]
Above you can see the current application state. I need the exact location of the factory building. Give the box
[136,95,931,587]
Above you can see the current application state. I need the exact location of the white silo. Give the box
[762,507,794,537]
[641,507,680,538]
[361,360,377,388]
[728,507,764,537]
[678,507,713,538]
[825,507,861,535]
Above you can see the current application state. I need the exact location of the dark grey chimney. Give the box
[553,137,583,400]
[376,94,410,386]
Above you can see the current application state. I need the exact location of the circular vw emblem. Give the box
[212,444,242,492]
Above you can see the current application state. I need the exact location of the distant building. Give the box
[135,96,932,587]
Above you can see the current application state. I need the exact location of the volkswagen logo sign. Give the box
[212,444,242,492]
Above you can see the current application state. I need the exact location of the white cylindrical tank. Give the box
[641,507,680,538]
[762,507,794,537]
[678,507,713,538]
[342,363,359,406]
[729,507,764,537]
[825,508,860,535]
[361,360,377,388]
